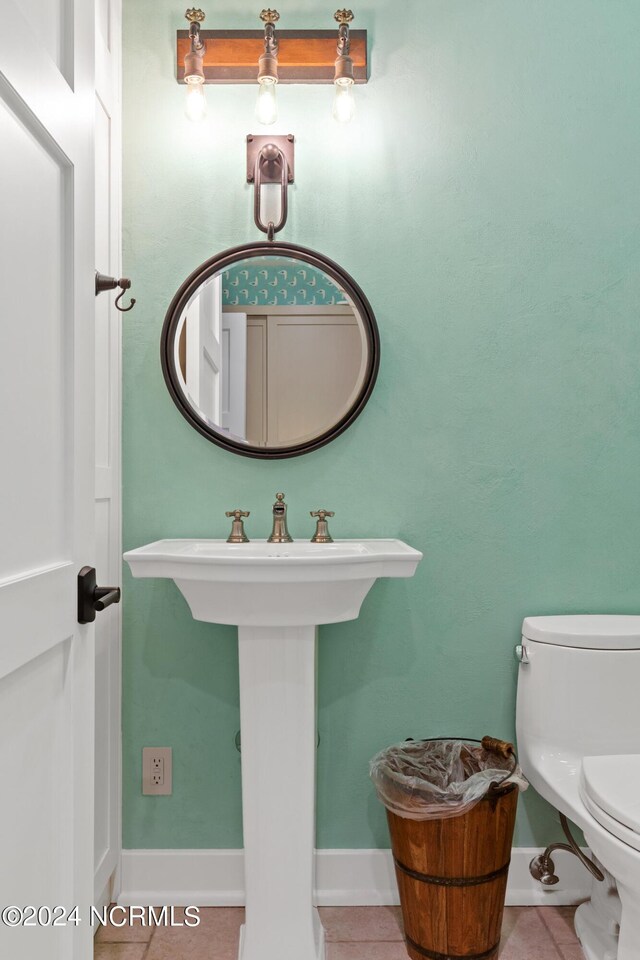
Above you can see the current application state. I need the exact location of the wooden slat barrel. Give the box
[387,783,518,960]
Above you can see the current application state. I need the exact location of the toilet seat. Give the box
[581,755,640,853]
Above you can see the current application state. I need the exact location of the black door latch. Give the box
[78,566,121,624]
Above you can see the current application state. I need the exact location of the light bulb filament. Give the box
[256,78,278,125]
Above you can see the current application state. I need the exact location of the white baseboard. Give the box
[118,847,591,908]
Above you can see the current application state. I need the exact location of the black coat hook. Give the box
[95,271,136,312]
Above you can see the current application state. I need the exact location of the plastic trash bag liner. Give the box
[370,738,528,821]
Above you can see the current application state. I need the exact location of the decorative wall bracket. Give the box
[247,134,294,240]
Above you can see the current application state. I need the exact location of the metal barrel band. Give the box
[394,857,511,888]
[406,934,500,960]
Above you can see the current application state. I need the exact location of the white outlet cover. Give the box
[142,747,172,796]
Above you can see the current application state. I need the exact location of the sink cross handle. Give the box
[310,509,335,544]
[225,509,251,544]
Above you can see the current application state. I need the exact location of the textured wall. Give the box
[222,261,345,306]
[123,0,640,850]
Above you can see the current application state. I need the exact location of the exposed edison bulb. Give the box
[185,78,207,123]
[333,78,355,124]
[256,78,278,125]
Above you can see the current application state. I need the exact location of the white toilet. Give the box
[516,615,640,960]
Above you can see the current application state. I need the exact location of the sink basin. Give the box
[124,535,422,960]
[124,538,422,626]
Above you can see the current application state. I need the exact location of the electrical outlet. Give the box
[142,747,172,796]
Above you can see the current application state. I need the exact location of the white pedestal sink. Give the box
[124,539,422,960]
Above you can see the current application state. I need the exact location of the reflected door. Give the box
[242,308,363,447]
[266,311,364,446]
[221,312,248,440]
[185,275,223,423]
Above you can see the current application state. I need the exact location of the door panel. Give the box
[221,312,247,440]
[97,0,111,50]
[266,313,361,446]
[246,317,267,446]
[29,0,73,83]
[0,93,70,581]
[0,645,73,959]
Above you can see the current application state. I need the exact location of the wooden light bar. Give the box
[176,29,368,84]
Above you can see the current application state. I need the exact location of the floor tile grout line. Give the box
[138,935,150,958]
[141,919,157,958]
[532,914,567,960]
[537,905,581,947]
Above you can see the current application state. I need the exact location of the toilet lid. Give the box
[582,755,640,845]
[522,615,640,649]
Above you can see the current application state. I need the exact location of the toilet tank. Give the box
[516,615,640,760]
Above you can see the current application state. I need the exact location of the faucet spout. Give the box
[267,492,293,543]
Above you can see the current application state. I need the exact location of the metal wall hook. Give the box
[95,271,137,312]
[114,281,136,313]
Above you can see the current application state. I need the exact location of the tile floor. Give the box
[94,904,584,959]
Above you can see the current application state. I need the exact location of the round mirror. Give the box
[161,242,380,459]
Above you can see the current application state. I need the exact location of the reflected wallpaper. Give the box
[222,261,347,307]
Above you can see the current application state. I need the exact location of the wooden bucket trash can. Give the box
[372,736,521,960]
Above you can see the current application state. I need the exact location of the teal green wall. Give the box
[123,0,640,850]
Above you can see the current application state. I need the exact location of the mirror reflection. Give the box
[172,256,371,449]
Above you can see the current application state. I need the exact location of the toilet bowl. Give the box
[515,615,640,960]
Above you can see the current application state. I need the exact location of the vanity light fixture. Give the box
[175,9,368,117]
[333,9,355,123]
[183,8,207,122]
[256,9,280,126]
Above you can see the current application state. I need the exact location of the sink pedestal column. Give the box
[237,625,324,960]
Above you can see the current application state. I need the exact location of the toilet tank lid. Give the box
[522,615,640,649]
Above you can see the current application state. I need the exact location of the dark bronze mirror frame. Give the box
[161,241,380,460]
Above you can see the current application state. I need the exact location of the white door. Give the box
[266,310,362,445]
[94,0,122,910]
[186,275,223,423]
[0,3,96,959]
[221,312,248,440]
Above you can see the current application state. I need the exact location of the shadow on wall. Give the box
[131,575,239,705]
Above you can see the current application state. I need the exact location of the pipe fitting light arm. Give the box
[185,7,206,68]
[183,8,208,120]
[333,9,355,122]
[256,8,280,125]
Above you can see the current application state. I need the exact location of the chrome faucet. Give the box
[267,492,293,543]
